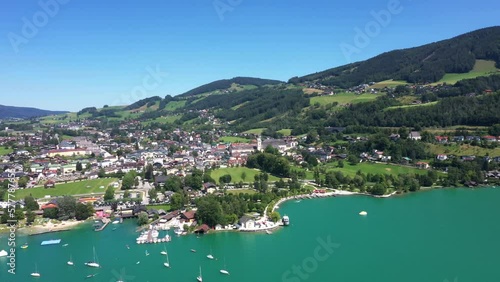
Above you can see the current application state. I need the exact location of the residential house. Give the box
[461,155,476,161]
[409,131,421,140]
[416,162,430,169]
[44,180,55,188]
[58,140,76,150]
[452,136,465,142]
[483,136,498,142]
[239,215,255,229]
[435,136,448,143]
[154,175,169,187]
[181,210,196,224]
[436,154,448,161]
[47,148,89,157]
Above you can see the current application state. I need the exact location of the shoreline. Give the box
[271,185,499,212]
[18,219,87,236]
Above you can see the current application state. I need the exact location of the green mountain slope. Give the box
[289,26,500,87]
[0,104,68,119]
[178,77,284,97]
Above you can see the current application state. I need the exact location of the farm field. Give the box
[371,79,408,89]
[0,147,13,156]
[218,136,252,143]
[210,167,279,184]
[12,178,118,200]
[434,60,500,85]
[427,144,500,156]
[310,92,381,105]
[323,162,427,177]
[242,128,266,135]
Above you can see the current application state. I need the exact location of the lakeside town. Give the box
[0,106,500,240]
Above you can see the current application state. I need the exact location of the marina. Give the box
[136,227,172,244]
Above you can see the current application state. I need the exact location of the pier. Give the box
[94,218,110,232]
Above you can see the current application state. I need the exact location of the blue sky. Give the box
[0,0,499,111]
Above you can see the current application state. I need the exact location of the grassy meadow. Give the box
[12,178,118,200]
[210,167,279,184]
[310,92,381,106]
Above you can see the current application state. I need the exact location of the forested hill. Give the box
[178,77,284,97]
[289,26,500,88]
[0,104,68,119]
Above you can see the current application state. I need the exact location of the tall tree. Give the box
[104,186,115,201]
[24,195,39,211]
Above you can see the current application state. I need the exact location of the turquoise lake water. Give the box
[1,187,500,282]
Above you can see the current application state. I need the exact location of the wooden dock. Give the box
[94,218,110,232]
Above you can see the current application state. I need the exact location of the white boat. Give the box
[151,229,159,238]
[163,251,170,268]
[161,243,167,255]
[359,211,368,216]
[207,247,215,260]
[0,250,7,257]
[31,263,40,277]
[136,261,140,264]
[84,246,100,268]
[174,228,183,236]
[112,220,120,224]
[266,230,272,235]
[220,258,230,275]
[67,254,74,266]
[282,215,290,226]
[197,266,203,282]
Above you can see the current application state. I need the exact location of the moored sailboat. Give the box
[220,258,230,275]
[163,251,170,268]
[30,263,40,277]
[67,254,74,266]
[196,266,203,282]
[84,246,100,268]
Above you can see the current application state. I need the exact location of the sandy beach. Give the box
[19,219,86,235]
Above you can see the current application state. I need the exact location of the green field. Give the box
[310,92,381,105]
[231,101,249,110]
[289,165,315,180]
[0,147,13,156]
[324,162,427,177]
[146,204,171,211]
[12,178,118,200]
[385,101,438,111]
[164,100,186,111]
[218,136,251,143]
[242,128,266,135]
[428,144,500,157]
[226,189,257,195]
[435,60,500,85]
[210,167,279,184]
[141,115,180,126]
[371,79,408,89]
[277,129,292,136]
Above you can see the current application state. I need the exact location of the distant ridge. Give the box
[289,26,500,87]
[178,76,284,97]
[0,104,68,119]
